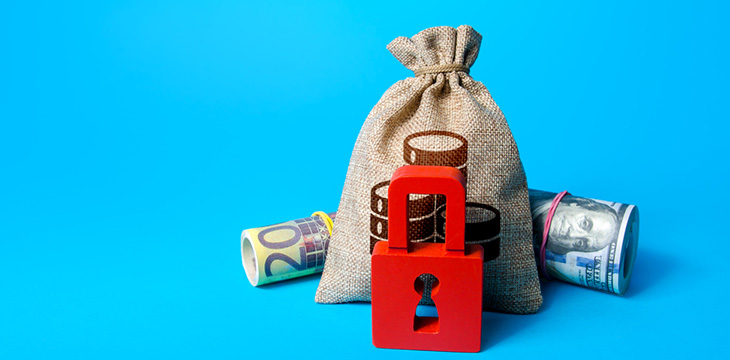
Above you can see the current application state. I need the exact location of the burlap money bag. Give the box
[315,25,542,314]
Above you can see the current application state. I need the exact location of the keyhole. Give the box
[413,274,440,334]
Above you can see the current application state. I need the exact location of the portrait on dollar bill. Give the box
[529,190,619,255]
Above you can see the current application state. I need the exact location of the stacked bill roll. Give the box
[241,213,335,286]
[528,189,639,295]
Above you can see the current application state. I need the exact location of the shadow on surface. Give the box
[479,248,677,350]
[623,248,675,298]
[479,310,539,352]
[254,273,322,290]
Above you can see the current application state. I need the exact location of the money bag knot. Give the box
[387,25,482,77]
[413,63,470,77]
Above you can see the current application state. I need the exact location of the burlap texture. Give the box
[315,25,542,314]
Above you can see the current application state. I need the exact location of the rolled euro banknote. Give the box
[529,189,639,295]
[241,212,335,286]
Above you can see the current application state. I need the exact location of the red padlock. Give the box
[371,165,484,352]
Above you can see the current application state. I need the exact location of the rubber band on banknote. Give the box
[312,211,334,237]
[540,190,571,280]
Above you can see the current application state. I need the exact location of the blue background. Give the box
[2,0,728,358]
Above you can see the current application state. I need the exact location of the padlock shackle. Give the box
[387,165,466,253]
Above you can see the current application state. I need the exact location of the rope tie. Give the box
[413,63,470,77]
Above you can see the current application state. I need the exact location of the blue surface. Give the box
[1,1,728,358]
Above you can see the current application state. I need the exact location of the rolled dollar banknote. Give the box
[529,189,639,295]
[241,212,335,286]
